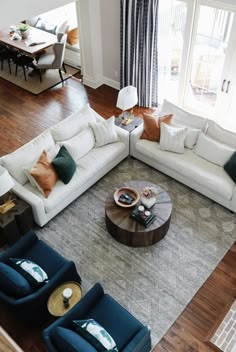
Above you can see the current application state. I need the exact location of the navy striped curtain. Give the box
[120,0,159,107]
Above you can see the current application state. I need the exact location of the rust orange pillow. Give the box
[67,28,79,45]
[30,150,58,198]
[141,113,173,141]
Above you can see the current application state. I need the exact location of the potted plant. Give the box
[18,23,29,39]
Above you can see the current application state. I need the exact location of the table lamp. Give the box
[116,86,138,125]
[0,166,15,214]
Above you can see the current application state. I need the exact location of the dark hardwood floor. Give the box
[0,73,235,352]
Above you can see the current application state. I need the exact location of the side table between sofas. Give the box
[0,194,33,246]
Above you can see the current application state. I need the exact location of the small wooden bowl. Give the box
[114,187,140,208]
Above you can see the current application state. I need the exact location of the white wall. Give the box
[1,0,74,27]
[100,0,120,89]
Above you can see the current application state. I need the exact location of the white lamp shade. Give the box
[116,86,138,111]
[0,166,14,197]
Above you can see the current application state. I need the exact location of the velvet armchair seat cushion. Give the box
[51,327,97,352]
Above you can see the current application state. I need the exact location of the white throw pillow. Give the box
[206,120,236,148]
[89,116,119,148]
[160,123,187,154]
[160,99,207,131]
[194,132,235,167]
[50,104,97,142]
[173,123,200,149]
[0,130,55,185]
[61,127,95,162]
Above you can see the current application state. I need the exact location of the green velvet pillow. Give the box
[52,146,76,184]
[224,151,236,183]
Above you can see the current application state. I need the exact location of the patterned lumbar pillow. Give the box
[10,258,48,288]
[73,319,118,352]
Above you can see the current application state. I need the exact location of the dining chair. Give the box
[0,44,17,74]
[34,33,67,82]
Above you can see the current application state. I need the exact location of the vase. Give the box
[140,196,156,209]
[20,30,28,39]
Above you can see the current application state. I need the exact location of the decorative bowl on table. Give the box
[114,187,140,208]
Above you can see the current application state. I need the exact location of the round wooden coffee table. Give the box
[105,180,172,247]
[47,281,82,317]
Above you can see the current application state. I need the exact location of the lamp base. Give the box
[0,200,15,214]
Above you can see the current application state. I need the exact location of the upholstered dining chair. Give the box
[43,283,152,352]
[34,33,67,82]
[0,230,81,326]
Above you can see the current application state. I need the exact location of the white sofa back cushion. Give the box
[61,127,95,162]
[160,99,207,131]
[194,132,235,167]
[173,123,200,149]
[50,104,96,142]
[207,120,236,148]
[160,123,187,154]
[90,116,119,148]
[0,130,55,185]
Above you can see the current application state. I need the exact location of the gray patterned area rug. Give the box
[37,158,236,346]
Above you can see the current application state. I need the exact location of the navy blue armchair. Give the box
[43,283,151,352]
[0,230,81,326]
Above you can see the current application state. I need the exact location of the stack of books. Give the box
[130,205,156,227]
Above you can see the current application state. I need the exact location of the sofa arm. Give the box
[130,124,143,156]
[12,181,47,227]
[123,326,151,352]
[231,186,236,212]
[115,126,129,147]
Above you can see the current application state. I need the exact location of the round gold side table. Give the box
[47,281,82,317]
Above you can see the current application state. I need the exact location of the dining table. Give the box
[0,25,57,56]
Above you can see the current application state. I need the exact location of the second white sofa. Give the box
[130,100,236,212]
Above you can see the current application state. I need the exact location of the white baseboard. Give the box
[64,49,81,68]
[83,74,104,89]
[83,75,120,90]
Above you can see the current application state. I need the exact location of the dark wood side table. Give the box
[0,193,33,246]
[115,116,143,133]
[105,180,172,247]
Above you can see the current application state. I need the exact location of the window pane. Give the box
[158,0,187,104]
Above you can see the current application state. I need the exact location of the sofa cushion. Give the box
[135,140,235,201]
[50,104,97,142]
[141,113,172,141]
[206,120,236,148]
[35,18,57,34]
[194,133,235,167]
[51,327,97,352]
[52,146,77,184]
[0,262,34,298]
[160,123,187,154]
[61,127,95,162]
[89,116,119,147]
[0,130,55,185]
[224,151,236,184]
[28,150,58,198]
[24,142,126,213]
[73,319,118,352]
[160,99,207,130]
[67,28,79,45]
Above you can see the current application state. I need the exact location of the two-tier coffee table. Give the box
[105,180,172,247]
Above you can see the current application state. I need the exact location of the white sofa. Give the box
[0,104,129,226]
[130,100,236,212]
